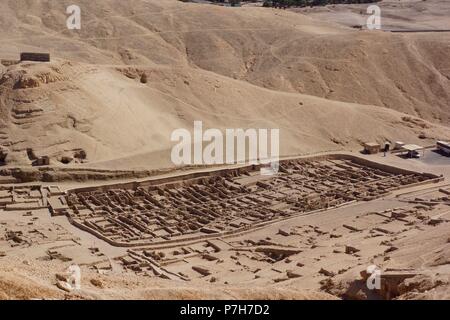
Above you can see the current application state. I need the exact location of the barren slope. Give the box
[1,60,449,169]
[0,0,449,169]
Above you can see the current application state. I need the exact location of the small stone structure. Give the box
[33,156,50,166]
[0,185,46,211]
[20,52,50,62]
[0,59,19,66]
[363,142,381,154]
[0,148,7,164]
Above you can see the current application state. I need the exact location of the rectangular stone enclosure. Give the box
[20,52,50,62]
[62,155,441,247]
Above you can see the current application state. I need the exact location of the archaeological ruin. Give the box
[0,153,447,298]
[58,156,441,247]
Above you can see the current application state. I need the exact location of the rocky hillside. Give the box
[0,0,449,168]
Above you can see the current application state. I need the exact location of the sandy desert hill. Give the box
[0,0,449,170]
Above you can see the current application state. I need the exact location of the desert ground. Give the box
[0,0,449,300]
